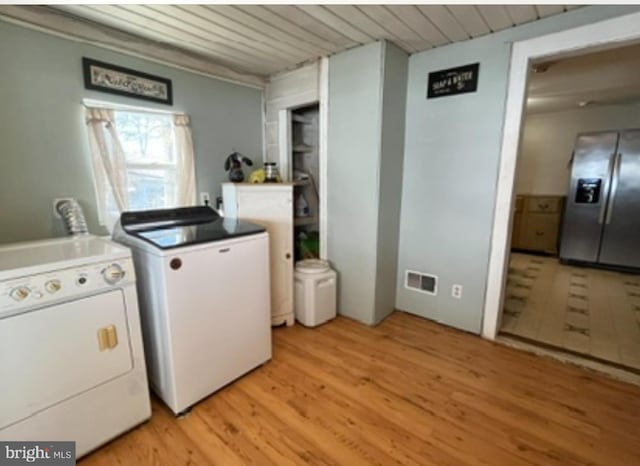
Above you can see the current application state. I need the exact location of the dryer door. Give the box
[0,290,133,429]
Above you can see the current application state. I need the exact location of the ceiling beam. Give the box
[0,5,266,89]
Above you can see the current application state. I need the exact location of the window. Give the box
[85,104,196,231]
[112,111,176,212]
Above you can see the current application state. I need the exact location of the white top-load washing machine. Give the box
[0,235,151,458]
[112,206,272,415]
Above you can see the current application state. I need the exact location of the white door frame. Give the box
[277,108,292,180]
[276,57,330,260]
[482,11,640,339]
[318,57,329,260]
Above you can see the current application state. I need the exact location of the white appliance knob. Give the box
[45,279,62,294]
[103,264,125,285]
[10,286,30,301]
[76,274,88,286]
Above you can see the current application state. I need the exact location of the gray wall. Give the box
[327,41,383,324]
[396,5,640,333]
[0,20,262,244]
[374,42,408,324]
[327,40,408,325]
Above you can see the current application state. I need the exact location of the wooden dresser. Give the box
[511,195,565,255]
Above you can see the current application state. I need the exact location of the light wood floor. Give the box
[80,312,640,466]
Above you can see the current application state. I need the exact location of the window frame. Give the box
[84,99,190,229]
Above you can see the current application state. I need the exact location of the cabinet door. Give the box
[523,213,560,253]
[236,188,294,320]
[527,196,562,213]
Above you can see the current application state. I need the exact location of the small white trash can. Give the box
[294,259,337,327]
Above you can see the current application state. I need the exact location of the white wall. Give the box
[516,103,640,195]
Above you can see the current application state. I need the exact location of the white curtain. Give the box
[173,114,196,207]
[85,107,129,230]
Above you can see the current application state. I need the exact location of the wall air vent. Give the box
[405,270,437,295]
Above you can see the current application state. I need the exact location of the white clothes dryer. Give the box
[0,235,151,458]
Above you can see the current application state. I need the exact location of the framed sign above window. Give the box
[82,57,173,105]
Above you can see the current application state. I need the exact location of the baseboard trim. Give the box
[499,331,640,379]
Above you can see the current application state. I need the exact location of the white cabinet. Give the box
[222,183,294,326]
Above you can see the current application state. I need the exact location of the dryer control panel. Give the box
[0,258,135,317]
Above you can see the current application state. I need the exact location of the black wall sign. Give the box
[427,63,479,99]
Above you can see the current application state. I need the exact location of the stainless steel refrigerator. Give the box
[560,129,640,269]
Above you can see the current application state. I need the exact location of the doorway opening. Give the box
[501,43,640,372]
[290,103,321,262]
[483,11,640,375]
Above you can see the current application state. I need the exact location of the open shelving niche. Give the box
[291,104,320,260]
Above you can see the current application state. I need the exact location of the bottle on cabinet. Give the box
[295,193,310,217]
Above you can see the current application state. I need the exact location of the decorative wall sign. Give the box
[82,58,173,105]
[427,63,479,99]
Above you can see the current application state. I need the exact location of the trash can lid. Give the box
[295,259,330,274]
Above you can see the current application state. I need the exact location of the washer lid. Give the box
[296,259,330,274]
[119,206,266,250]
[132,217,265,250]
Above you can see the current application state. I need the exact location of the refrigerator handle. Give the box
[598,153,617,224]
[605,153,622,224]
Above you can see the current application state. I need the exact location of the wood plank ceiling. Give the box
[44,5,580,82]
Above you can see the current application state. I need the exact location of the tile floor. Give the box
[500,252,640,371]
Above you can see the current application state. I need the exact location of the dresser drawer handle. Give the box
[536,231,544,236]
